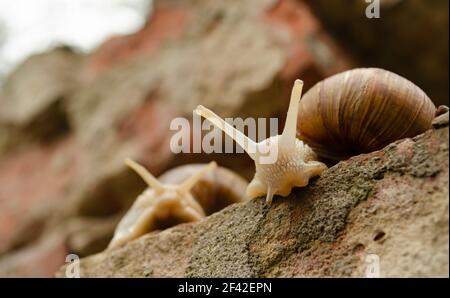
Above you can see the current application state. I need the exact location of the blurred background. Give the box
[0,0,448,277]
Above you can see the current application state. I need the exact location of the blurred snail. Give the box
[195,68,438,205]
[108,159,248,249]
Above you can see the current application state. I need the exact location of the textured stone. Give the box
[57,125,449,277]
[63,216,120,257]
[0,233,68,277]
[0,47,82,154]
[0,137,80,255]
[0,46,82,125]
[85,6,189,80]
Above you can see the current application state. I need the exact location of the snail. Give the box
[195,68,437,204]
[108,159,248,249]
[195,80,327,205]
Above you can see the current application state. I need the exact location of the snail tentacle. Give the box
[281,79,303,147]
[265,186,274,205]
[195,105,259,160]
[125,158,164,193]
[178,161,217,192]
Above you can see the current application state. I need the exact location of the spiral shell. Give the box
[297,68,436,160]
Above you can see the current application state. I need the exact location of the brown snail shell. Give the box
[297,68,436,160]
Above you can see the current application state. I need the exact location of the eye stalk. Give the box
[125,158,164,193]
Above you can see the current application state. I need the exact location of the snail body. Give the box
[158,163,249,215]
[195,68,437,204]
[196,80,327,205]
[297,68,436,160]
[108,159,247,249]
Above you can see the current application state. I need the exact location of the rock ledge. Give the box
[57,125,449,277]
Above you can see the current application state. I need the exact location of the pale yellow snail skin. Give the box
[195,80,327,205]
[108,159,217,249]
